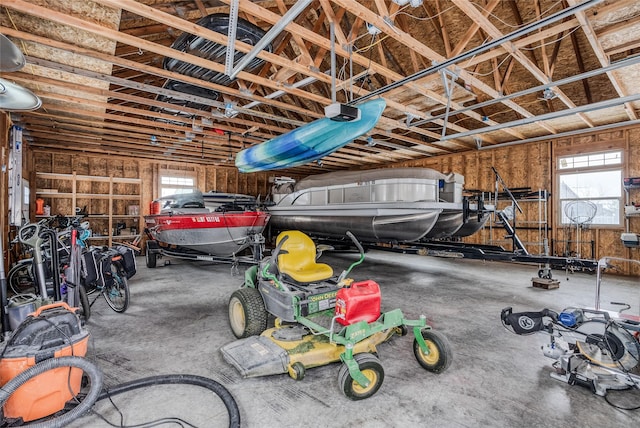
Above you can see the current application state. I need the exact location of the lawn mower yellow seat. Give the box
[276,231,334,284]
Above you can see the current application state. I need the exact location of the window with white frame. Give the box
[159,172,197,198]
[557,150,623,227]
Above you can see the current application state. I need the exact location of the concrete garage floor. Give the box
[68,250,640,427]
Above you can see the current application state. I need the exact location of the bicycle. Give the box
[81,246,131,313]
[6,216,135,321]
[6,216,91,322]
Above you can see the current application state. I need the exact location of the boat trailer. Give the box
[144,229,265,274]
[313,237,598,279]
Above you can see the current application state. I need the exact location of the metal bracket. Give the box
[224,0,239,78]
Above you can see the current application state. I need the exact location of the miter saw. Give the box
[501,306,640,397]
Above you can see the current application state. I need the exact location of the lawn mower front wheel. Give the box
[338,353,384,400]
[228,288,268,338]
[413,329,453,373]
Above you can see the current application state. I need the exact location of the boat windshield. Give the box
[158,190,205,210]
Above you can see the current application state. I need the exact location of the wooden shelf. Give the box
[35,172,142,247]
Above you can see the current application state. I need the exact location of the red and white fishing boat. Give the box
[144,191,270,259]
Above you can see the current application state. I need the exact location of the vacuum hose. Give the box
[97,374,241,428]
[0,361,241,427]
[0,356,103,428]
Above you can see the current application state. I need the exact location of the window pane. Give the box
[161,176,194,186]
[558,150,622,169]
[604,152,622,164]
[559,170,622,198]
[160,173,196,199]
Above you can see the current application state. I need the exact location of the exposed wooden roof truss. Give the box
[1,0,639,174]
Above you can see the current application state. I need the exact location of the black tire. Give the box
[338,353,384,400]
[228,288,267,338]
[7,261,37,295]
[145,248,157,268]
[413,329,452,373]
[102,264,130,313]
[290,362,305,381]
[397,325,409,336]
[78,283,91,322]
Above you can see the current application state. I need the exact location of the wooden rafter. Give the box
[452,0,594,128]
[2,0,638,169]
[566,0,638,120]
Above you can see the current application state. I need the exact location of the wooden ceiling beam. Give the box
[534,0,551,77]
[90,0,336,92]
[422,0,451,57]
[452,0,593,128]
[566,0,638,120]
[20,77,426,166]
[569,28,593,104]
[595,14,640,38]
[2,0,339,120]
[23,119,236,162]
[0,26,322,126]
[23,111,367,169]
[450,0,501,57]
[330,0,527,141]
[604,39,640,56]
[225,0,502,143]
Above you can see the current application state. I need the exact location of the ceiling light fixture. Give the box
[0,34,26,71]
[542,88,557,100]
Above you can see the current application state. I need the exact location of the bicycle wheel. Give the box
[7,261,37,295]
[102,263,130,313]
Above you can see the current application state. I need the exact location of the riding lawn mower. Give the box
[221,230,452,400]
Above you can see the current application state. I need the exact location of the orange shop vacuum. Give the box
[0,302,90,423]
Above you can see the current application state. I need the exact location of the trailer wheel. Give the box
[145,248,157,268]
[228,288,267,338]
[338,353,384,400]
[413,329,452,373]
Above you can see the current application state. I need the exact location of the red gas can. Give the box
[335,280,381,326]
[150,200,162,214]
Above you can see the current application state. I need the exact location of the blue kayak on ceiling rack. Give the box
[235,98,386,172]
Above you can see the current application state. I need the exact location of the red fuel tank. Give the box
[335,280,381,326]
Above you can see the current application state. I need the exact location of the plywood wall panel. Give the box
[88,157,107,177]
[53,153,72,174]
[629,129,640,176]
[238,172,248,195]
[477,151,495,192]
[215,169,228,193]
